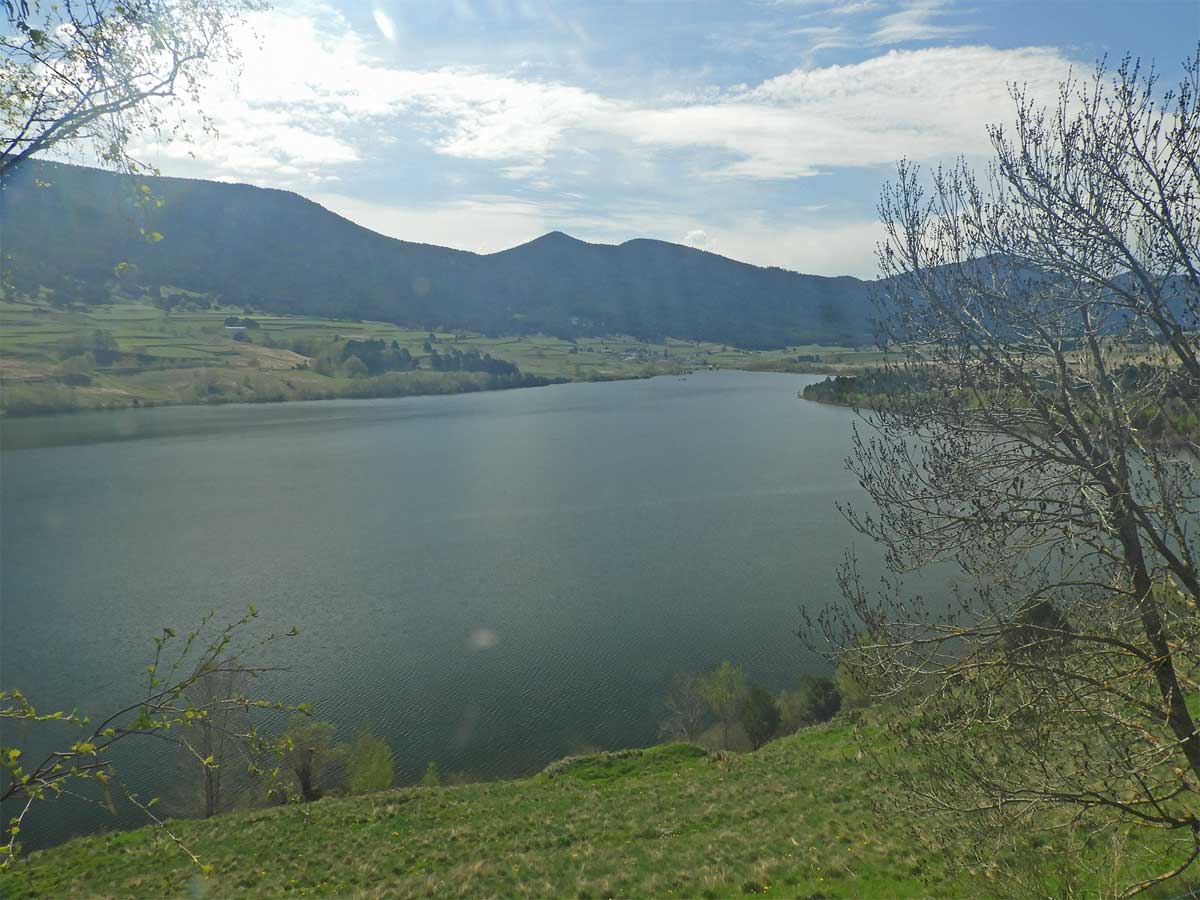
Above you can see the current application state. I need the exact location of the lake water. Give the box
[0,372,913,847]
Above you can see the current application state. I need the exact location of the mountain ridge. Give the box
[2,160,878,348]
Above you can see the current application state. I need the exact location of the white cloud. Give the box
[372,7,398,43]
[869,0,973,44]
[613,46,1073,178]
[683,229,718,251]
[134,5,611,184]
[120,3,1078,277]
[134,2,1073,190]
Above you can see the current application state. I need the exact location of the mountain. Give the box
[1,161,878,348]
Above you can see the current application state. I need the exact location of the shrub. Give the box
[342,355,369,379]
[778,675,842,732]
[738,685,781,751]
[276,718,340,802]
[59,351,95,385]
[834,657,875,709]
[343,732,393,794]
[700,662,748,750]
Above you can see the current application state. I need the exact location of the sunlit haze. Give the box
[123,0,1200,277]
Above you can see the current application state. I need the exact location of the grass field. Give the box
[1,716,1190,900]
[0,296,880,416]
[0,728,960,899]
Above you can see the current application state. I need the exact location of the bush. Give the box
[738,685,781,751]
[342,356,369,379]
[276,717,340,803]
[343,732,393,794]
[1,383,81,415]
[59,351,95,386]
[700,661,748,750]
[778,676,842,732]
[834,657,875,709]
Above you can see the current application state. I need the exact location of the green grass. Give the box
[0,295,881,416]
[0,727,969,899]
[2,718,1191,898]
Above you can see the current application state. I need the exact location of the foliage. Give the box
[698,661,747,750]
[0,382,82,415]
[57,351,96,386]
[180,664,248,819]
[341,355,368,379]
[343,733,393,795]
[1,0,264,177]
[813,46,1200,896]
[778,675,842,732]
[273,718,340,804]
[418,761,440,788]
[834,652,876,710]
[56,329,119,364]
[0,606,301,871]
[428,347,517,375]
[656,672,710,742]
[738,685,781,750]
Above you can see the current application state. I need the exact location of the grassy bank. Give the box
[2,717,1188,899]
[0,296,878,416]
[0,726,963,899]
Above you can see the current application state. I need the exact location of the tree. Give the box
[57,329,119,364]
[341,355,368,379]
[699,661,747,750]
[1,0,263,178]
[181,662,248,818]
[58,351,96,386]
[343,732,393,795]
[657,672,710,742]
[276,717,340,803]
[777,675,841,733]
[813,47,1200,895]
[738,685,780,751]
[0,606,301,870]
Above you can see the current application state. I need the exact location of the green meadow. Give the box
[0,727,967,900]
[1,717,1187,900]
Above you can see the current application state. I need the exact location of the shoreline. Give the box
[0,365,844,422]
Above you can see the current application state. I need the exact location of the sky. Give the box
[131,0,1200,277]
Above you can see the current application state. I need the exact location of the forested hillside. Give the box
[1,161,877,348]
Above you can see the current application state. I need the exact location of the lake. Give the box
[0,372,915,847]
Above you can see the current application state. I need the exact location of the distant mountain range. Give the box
[2,161,878,348]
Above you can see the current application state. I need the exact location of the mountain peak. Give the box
[530,230,586,246]
[491,230,598,257]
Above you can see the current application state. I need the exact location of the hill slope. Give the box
[1,719,1185,898]
[0,727,963,899]
[1,161,877,348]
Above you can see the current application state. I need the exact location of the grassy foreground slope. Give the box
[1,727,964,900]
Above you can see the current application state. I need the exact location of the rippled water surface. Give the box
[1,372,904,846]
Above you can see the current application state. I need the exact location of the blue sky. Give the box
[137,0,1200,276]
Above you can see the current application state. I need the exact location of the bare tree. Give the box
[657,672,710,743]
[813,46,1200,896]
[182,661,248,818]
[1,0,262,177]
